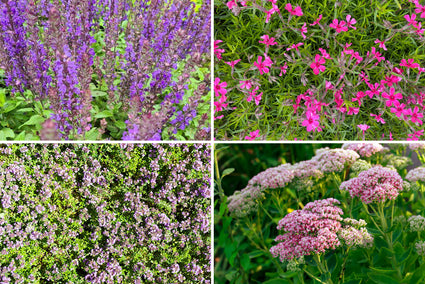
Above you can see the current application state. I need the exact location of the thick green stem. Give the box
[313,254,334,284]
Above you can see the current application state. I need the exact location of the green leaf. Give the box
[240,254,250,271]
[0,89,6,107]
[94,110,113,118]
[0,128,15,140]
[222,168,235,177]
[263,278,290,284]
[92,90,108,97]
[368,273,400,284]
[85,128,99,140]
[14,131,26,140]
[19,115,45,128]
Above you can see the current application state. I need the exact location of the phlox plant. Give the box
[0,0,211,141]
[0,143,211,283]
[214,0,425,141]
[215,143,425,283]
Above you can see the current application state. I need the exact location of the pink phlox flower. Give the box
[401,58,420,68]
[245,130,260,140]
[374,39,387,50]
[214,94,228,112]
[383,75,401,87]
[247,86,259,102]
[254,92,263,105]
[286,42,304,51]
[370,113,386,124]
[310,54,326,75]
[329,19,348,33]
[310,14,322,26]
[352,91,365,106]
[302,111,320,132]
[390,101,407,118]
[346,15,357,29]
[359,72,370,83]
[406,106,424,125]
[265,5,279,23]
[226,0,237,9]
[285,3,303,16]
[279,62,288,76]
[348,107,360,115]
[259,35,278,47]
[369,47,385,62]
[365,82,382,98]
[351,52,363,64]
[300,23,307,39]
[214,78,227,97]
[415,3,425,18]
[214,40,225,60]
[357,124,370,134]
[405,13,418,26]
[239,80,252,90]
[382,87,402,107]
[334,93,344,107]
[254,55,272,75]
[325,81,334,90]
[415,22,425,35]
[319,48,332,59]
[225,59,241,68]
[407,130,424,141]
[393,67,404,74]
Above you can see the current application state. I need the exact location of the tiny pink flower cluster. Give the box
[408,215,425,232]
[340,166,404,204]
[270,199,373,261]
[342,143,385,158]
[406,166,425,183]
[312,148,360,173]
[409,143,425,151]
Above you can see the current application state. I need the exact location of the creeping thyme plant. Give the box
[0,143,211,283]
[214,0,425,140]
[0,0,210,140]
[215,143,425,283]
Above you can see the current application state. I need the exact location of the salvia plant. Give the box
[214,0,425,140]
[0,0,211,141]
[0,143,211,283]
[215,143,425,283]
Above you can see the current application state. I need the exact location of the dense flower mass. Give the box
[312,148,359,173]
[408,215,425,232]
[270,198,373,261]
[406,166,425,183]
[0,144,211,283]
[342,143,385,157]
[0,0,211,140]
[340,166,404,204]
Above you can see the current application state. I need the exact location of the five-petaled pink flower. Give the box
[405,13,418,26]
[245,130,260,140]
[310,54,326,75]
[406,107,424,125]
[214,78,227,97]
[346,15,357,29]
[254,55,273,75]
[370,113,385,124]
[302,111,320,132]
[310,14,322,26]
[259,35,278,47]
[329,19,348,33]
[285,3,303,16]
[415,3,425,18]
[374,39,387,50]
[400,58,420,69]
[225,59,241,68]
[382,87,403,107]
[357,124,370,136]
[239,80,252,89]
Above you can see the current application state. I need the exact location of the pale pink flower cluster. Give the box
[227,185,262,218]
[248,164,295,189]
[270,199,373,261]
[312,148,360,173]
[291,160,323,179]
[415,241,425,256]
[408,215,425,232]
[409,143,425,151]
[342,143,385,157]
[270,198,343,261]
[406,167,425,183]
[338,218,374,248]
[340,166,404,204]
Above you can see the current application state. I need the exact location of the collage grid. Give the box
[0,0,424,283]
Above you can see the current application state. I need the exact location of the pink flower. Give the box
[214,94,228,112]
[225,59,241,68]
[245,130,260,140]
[226,0,237,9]
[310,54,326,75]
[405,13,418,26]
[346,15,357,29]
[357,124,370,138]
[374,39,387,50]
[279,62,288,76]
[239,80,252,89]
[310,14,322,26]
[365,82,382,98]
[400,58,420,69]
[319,48,332,59]
[415,3,425,18]
[285,3,303,16]
[214,40,225,60]
[370,113,385,124]
[382,87,402,107]
[406,106,424,125]
[329,19,348,33]
[214,78,227,97]
[300,23,307,39]
[254,54,273,75]
[259,35,278,47]
[286,42,304,51]
[247,86,259,102]
[302,111,320,132]
[390,101,407,118]
[348,107,359,115]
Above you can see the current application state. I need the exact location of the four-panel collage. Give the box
[0,0,424,283]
